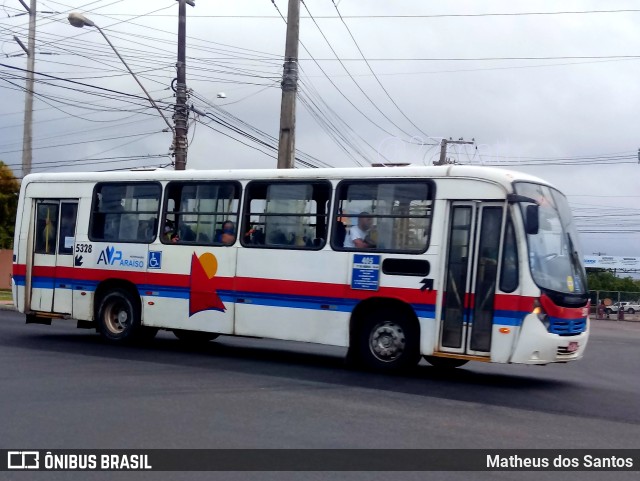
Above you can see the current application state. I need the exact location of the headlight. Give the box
[533,300,550,330]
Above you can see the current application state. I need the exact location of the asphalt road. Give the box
[0,308,638,481]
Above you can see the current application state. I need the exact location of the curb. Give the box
[590,316,640,323]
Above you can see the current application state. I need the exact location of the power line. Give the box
[191,90,332,169]
[297,89,365,166]
[270,0,400,145]
[6,0,283,62]
[295,55,640,62]
[33,1,177,52]
[0,61,148,101]
[330,0,428,139]
[298,74,379,165]
[1,153,168,171]
[75,9,640,19]
[301,0,416,139]
[0,129,162,155]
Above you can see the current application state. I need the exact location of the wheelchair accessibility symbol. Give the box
[148,251,162,269]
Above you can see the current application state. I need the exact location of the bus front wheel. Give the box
[96,289,143,343]
[354,312,420,372]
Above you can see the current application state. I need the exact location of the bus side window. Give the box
[35,203,59,254]
[500,215,519,292]
[58,203,78,255]
[241,181,330,250]
[90,182,161,243]
[161,181,241,246]
[332,181,433,252]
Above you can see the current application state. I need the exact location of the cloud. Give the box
[1,0,638,254]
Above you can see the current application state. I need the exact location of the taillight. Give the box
[533,299,550,330]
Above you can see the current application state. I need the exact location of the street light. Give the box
[67,13,174,134]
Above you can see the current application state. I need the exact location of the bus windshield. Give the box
[515,182,587,296]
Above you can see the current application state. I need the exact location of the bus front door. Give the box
[438,201,504,357]
[30,200,78,314]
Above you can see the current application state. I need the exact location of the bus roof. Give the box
[21,165,554,191]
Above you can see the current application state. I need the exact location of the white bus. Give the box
[12,166,589,370]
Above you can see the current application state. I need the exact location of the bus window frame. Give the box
[330,178,436,255]
[160,180,243,247]
[34,201,60,255]
[499,211,519,293]
[240,179,333,251]
[88,181,162,245]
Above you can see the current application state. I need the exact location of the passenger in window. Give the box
[179,223,196,242]
[40,214,57,253]
[216,220,236,245]
[163,225,172,242]
[243,225,256,244]
[344,212,376,249]
[170,233,180,243]
[138,218,155,242]
[244,225,264,245]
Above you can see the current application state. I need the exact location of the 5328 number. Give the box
[75,243,92,253]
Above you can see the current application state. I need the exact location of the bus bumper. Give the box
[509,314,589,364]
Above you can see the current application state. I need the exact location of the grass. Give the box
[0,289,12,302]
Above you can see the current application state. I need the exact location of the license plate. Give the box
[567,341,579,353]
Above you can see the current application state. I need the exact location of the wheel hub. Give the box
[116,310,128,326]
[369,321,406,362]
[104,302,130,334]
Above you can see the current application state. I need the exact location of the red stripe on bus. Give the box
[495,295,536,312]
[540,294,588,320]
[13,263,26,276]
[235,276,438,304]
[20,263,537,312]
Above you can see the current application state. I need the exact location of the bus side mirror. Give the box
[525,204,539,235]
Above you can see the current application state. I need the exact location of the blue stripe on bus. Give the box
[456,308,528,327]
[136,284,189,299]
[493,309,529,326]
[31,278,55,289]
[20,275,526,324]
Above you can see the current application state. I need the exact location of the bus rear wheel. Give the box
[96,289,143,343]
[173,330,219,343]
[424,356,468,369]
[354,312,420,372]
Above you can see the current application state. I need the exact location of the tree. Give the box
[0,161,20,249]
[587,268,640,293]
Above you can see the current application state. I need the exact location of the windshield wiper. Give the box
[566,233,587,292]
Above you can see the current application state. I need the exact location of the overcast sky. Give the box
[1,0,638,256]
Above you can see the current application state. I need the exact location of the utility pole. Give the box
[173,0,194,171]
[276,0,300,169]
[19,0,37,177]
[435,138,474,165]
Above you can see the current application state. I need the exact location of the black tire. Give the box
[605,308,612,315]
[353,310,420,372]
[173,329,219,343]
[628,308,635,314]
[424,356,468,369]
[96,289,142,343]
